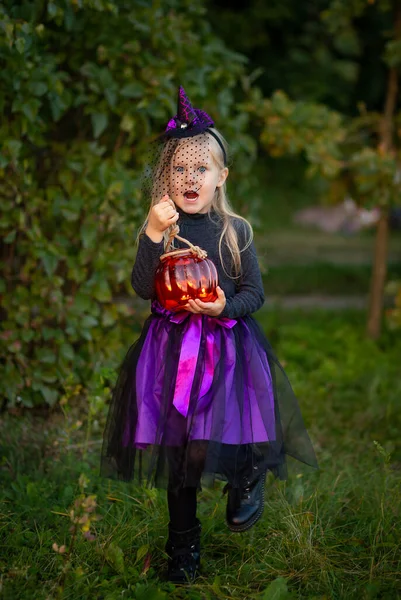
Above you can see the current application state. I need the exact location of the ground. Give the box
[1,308,400,600]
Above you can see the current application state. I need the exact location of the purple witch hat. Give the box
[164,86,215,138]
[164,86,227,165]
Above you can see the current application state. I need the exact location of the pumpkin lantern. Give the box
[155,228,218,312]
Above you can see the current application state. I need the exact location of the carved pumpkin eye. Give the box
[155,251,218,312]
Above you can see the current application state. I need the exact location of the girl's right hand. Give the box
[145,195,179,241]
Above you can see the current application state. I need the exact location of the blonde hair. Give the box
[137,128,253,279]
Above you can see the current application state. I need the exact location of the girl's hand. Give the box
[184,286,226,317]
[146,195,179,241]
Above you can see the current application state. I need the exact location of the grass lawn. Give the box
[1,309,401,600]
[261,262,401,297]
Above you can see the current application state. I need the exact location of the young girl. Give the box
[100,87,318,584]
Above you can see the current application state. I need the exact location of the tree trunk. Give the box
[366,2,401,339]
[367,212,389,338]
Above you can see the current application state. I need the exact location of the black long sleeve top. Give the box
[131,208,265,319]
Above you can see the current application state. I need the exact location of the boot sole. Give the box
[226,479,265,533]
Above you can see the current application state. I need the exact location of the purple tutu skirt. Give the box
[100,302,317,491]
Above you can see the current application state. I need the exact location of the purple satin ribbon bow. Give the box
[152,302,236,417]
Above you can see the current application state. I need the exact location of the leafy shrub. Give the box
[0,0,255,408]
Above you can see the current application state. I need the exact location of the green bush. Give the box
[0,0,255,408]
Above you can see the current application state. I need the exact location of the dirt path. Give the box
[261,294,368,310]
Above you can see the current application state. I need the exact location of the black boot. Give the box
[165,518,201,584]
[224,470,266,533]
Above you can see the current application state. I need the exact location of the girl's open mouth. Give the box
[184,191,199,201]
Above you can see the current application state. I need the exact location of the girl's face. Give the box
[170,136,228,214]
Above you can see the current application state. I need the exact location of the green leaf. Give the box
[91,113,108,138]
[101,307,117,327]
[42,254,59,277]
[15,37,25,54]
[81,315,98,328]
[61,207,80,222]
[62,485,74,505]
[73,293,92,312]
[105,88,116,108]
[41,373,58,383]
[333,30,361,57]
[384,39,401,68]
[104,543,125,574]
[38,385,58,407]
[60,343,75,361]
[261,577,292,600]
[36,348,56,364]
[29,81,48,97]
[47,2,59,18]
[135,544,149,564]
[21,396,34,408]
[6,140,22,161]
[120,114,134,132]
[92,280,112,302]
[21,330,35,343]
[4,230,16,243]
[80,223,98,249]
[134,585,166,600]
[334,60,358,83]
[107,180,123,198]
[21,99,41,122]
[120,82,143,98]
[50,95,65,121]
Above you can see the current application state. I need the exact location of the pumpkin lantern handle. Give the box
[160,224,208,261]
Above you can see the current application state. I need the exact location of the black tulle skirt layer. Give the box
[100,302,318,492]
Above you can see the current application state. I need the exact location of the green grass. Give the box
[1,310,401,599]
[261,263,401,296]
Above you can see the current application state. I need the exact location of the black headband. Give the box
[205,128,227,167]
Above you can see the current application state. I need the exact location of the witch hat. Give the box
[164,86,214,137]
[176,86,197,128]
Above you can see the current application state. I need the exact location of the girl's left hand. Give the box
[184,286,226,317]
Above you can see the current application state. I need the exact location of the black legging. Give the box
[165,441,266,531]
[167,487,198,532]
